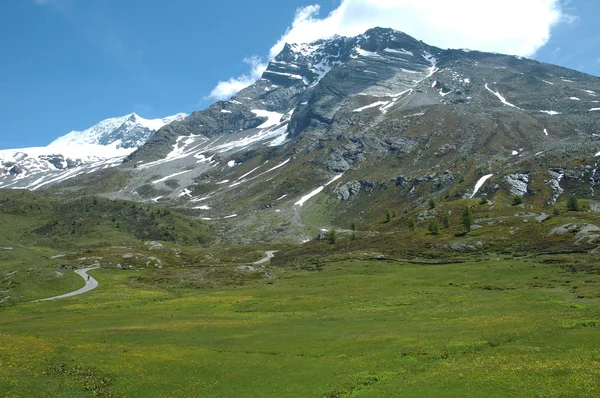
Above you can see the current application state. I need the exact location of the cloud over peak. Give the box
[209,0,570,100]
[271,0,566,58]
[207,57,268,101]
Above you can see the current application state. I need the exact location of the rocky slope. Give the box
[5,27,600,243]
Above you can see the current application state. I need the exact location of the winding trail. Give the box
[252,251,278,265]
[33,267,100,302]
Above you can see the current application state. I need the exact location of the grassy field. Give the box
[1,188,600,396]
[1,255,599,397]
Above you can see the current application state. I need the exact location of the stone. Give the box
[504,173,530,196]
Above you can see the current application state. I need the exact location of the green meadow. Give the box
[1,256,599,397]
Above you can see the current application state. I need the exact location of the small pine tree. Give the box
[441,213,450,228]
[461,206,473,233]
[407,218,416,231]
[512,195,524,206]
[553,207,560,216]
[385,208,393,222]
[428,198,436,209]
[328,229,338,244]
[351,222,357,231]
[567,195,580,211]
[428,219,440,235]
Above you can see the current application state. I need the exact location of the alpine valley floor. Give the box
[1,192,600,397]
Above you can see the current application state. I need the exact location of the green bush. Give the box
[567,195,580,211]
[328,229,338,244]
[479,196,488,205]
[428,220,440,235]
[512,195,524,206]
[407,219,416,231]
[461,206,472,233]
[441,213,450,228]
[428,198,436,209]
[385,209,394,222]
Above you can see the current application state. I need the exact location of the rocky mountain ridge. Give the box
[3,27,600,243]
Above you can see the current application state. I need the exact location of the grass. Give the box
[2,184,600,396]
[0,190,213,249]
[1,256,599,397]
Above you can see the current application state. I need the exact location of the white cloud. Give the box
[270,0,567,58]
[207,57,267,100]
[209,0,570,100]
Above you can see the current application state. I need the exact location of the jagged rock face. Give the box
[504,173,530,196]
[335,180,375,200]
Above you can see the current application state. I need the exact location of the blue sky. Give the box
[0,0,598,149]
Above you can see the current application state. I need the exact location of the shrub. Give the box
[512,195,524,206]
[567,195,580,211]
[479,196,488,205]
[428,198,436,209]
[328,229,338,244]
[461,206,472,233]
[441,213,450,228]
[351,222,357,231]
[428,220,440,235]
[385,209,393,222]
[553,207,560,216]
[407,218,416,231]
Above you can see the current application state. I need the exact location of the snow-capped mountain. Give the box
[0,112,187,190]
[51,113,188,149]
[3,27,600,244]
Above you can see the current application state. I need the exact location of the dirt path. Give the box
[33,267,100,302]
[252,251,278,265]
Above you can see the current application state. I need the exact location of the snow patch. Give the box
[384,48,413,56]
[422,51,437,67]
[294,174,343,207]
[152,170,193,184]
[294,186,325,207]
[355,48,381,58]
[540,110,561,115]
[265,70,303,80]
[179,188,192,198]
[269,133,289,147]
[485,83,521,110]
[353,101,389,113]
[251,110,284,129]
[227,160,236,167]
[470,174,493,198]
